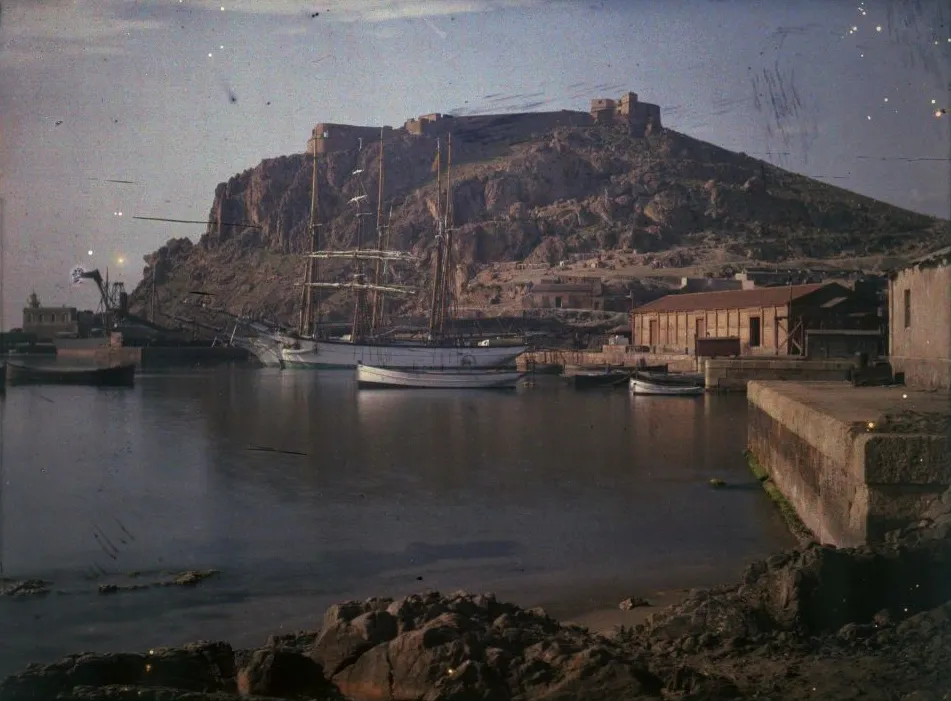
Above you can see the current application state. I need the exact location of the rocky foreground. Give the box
[3,492,951,701]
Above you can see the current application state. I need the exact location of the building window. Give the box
[554,296,562,308]
[903,289,911,328]
[749,316,761,348]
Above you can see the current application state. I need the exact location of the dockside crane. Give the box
[70,266,128,327]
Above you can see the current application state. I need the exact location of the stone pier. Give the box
[705,358,855,392]
[747,381,951,546]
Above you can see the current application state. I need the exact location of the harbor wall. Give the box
[705,358,855,392]
[518,347,697,372]
[747,381,951,546]
[56,346,248,369]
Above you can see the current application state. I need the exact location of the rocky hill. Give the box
[127,121,948,327]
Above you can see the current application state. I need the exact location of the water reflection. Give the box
[0,370,795,677]
[0,382,215,576]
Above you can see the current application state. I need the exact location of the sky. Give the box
[0,0,949,328]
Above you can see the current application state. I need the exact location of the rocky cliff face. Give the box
[128,123,946,327]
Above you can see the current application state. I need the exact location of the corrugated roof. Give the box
[632,283,830,314]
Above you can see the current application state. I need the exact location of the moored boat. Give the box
[629,370,704,396]
[629,377,704,396]
[231,333,285,368]
[283,339,526,370]
[5,362,136,387]
[634,370,705,385]
[567,369,631,390]
[356,363,525,390]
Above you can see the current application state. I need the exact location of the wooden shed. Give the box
[631,283,879,356]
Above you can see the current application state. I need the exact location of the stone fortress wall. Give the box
[307,90,663,155]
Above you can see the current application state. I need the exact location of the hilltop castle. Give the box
[307,90,662,155]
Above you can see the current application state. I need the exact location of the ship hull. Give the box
[282,339,526,369]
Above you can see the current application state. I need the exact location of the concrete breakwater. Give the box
[747,380,951,547]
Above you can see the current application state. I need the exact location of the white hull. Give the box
[629,378,705,396]
[357,364,525,389]
[232,335,285,367]
[282,339,526,370]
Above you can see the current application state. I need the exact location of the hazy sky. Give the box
[1,0,949,327]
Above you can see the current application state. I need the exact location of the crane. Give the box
[70,266,128,326]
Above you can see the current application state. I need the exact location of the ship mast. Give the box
[427,139,445,339]
[349,190,371,343]
[426,135,456,339]
[439,133,455,336]
[298,136,320,338]
[373,205,394,333]
[296,130,417,331]
[370,129,386,334]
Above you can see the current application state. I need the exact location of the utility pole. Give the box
[0,196,5,344]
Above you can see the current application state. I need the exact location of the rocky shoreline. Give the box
[3,491,950,701]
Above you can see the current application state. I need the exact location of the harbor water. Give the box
[0,368,794,675]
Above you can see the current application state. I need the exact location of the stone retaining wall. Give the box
[706,358,855,392]
[57,346,248,369]
[518,348,696,372]
[747,381,951,546]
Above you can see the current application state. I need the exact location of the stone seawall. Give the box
[889,356,951,392]
[57,346,248,369]
[747,381,951,546]
[519,347,697,372]
[706,358,855,392]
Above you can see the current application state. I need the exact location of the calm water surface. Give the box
[0,369,793,674]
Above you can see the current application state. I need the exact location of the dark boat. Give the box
[526,362,563,376]
[5,362,136,387]
[568,368,631,389]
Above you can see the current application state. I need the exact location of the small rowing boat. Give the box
[567,369,630,390]
[629,371,704,396]
[356,363,524,390]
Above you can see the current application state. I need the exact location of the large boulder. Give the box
[308,591,680,701]
[0,643,236,701]
[236,648,338,699]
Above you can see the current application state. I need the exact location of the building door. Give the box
[649,320,658,346]
[749,316,761,348]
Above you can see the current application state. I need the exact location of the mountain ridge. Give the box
[127,120,948,327]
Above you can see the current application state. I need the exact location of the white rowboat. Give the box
[629,377,705,396]
[356,363,525,390]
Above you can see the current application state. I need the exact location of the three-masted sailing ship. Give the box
[279,130,526,370]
